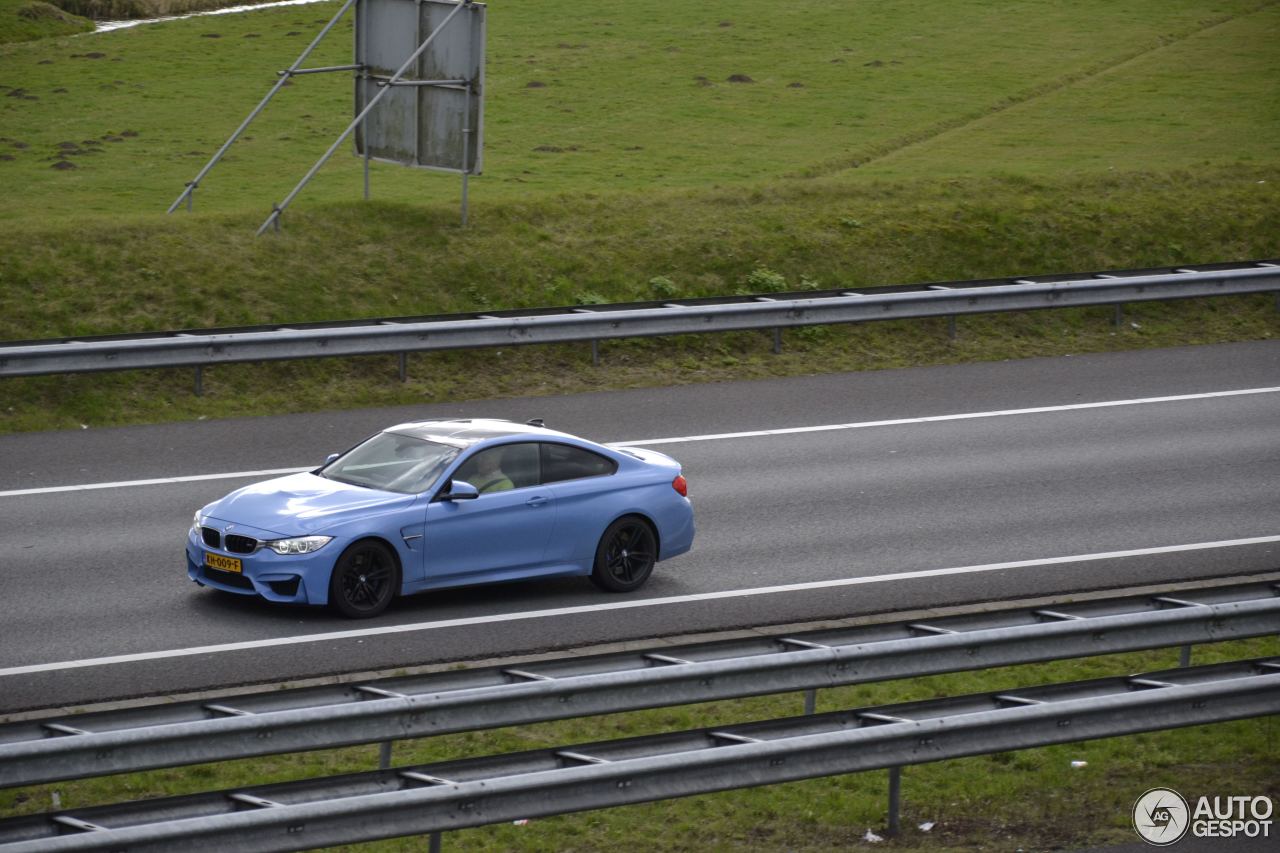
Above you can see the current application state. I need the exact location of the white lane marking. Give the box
[0,468,310,498]
[2,534,1277,678]
[3,386,1278,498]
[610,386,1280,447]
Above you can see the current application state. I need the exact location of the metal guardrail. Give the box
[0,261,1276,379]
[1,658,1277,851]
[2,581,1277,788]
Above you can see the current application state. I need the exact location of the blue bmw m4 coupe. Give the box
[186,419,694,617]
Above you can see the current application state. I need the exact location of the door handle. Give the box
[525,496,549,508]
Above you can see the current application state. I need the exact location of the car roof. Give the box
[383,418,580,449]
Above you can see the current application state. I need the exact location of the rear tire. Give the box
[590,517,656,592]
[328,540,399,618]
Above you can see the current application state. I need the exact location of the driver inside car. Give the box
[467,448,514,494]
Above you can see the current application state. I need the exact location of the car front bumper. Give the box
[185,528,339,606]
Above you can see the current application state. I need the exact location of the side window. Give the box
[452,443,540,494]
[540,442,618,484]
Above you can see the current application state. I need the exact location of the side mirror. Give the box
[438,480,480,501]
[324,453,340,465]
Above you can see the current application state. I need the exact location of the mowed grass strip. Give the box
[2,637,1277,851]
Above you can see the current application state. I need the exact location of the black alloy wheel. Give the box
[328,540,399,618]
[591,517,657,592]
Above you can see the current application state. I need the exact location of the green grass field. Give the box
[1,0,1278,217]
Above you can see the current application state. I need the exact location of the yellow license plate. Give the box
[205,552,243,574]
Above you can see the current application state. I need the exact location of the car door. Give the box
[422,443,557,580]
[539,441,621,566]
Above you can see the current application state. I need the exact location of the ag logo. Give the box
[1133,787,1190,846]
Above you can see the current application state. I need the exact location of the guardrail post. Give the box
[887,766,902,836]
[1180,644,1192,667]
[803,688,817,715]
[591,340,600,366]
[379,740,393,769]
[772,328,783,354]
[429,830,443,852]
[1112,304,1124,328]
[947,315,957,340]
[398,352,408,383]
[194,365,204,397]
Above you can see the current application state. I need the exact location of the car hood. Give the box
[204,472,415,536]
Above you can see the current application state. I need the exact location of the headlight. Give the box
[191,511,202,536]
[265,536,333,555]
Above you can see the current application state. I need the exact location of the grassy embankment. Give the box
[0,0,1276,433]
[0,0,91,43]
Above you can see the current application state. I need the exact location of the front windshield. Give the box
[321,433,459,495]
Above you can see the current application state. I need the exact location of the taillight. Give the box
[672,474,688,497]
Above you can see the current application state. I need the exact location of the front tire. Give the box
[590,517,657,592]
[328,540,399,618]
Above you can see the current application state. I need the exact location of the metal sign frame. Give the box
[354,0,485,175]
[167,0,486,233]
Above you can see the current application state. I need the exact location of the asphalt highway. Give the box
[1,340,1278,713]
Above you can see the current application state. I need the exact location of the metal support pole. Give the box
[772,327,782,354]
[167,0,360,214]
[887,766,901,837]
[803,688,816,715]
[947,315,957,340]
[257,0,469,236]
[398,352,408,382]
[461,173,469,227]
[379,740,392,769]
[360,0,370,202]
[194,366,203,397]
[288,64,365,76]
[590,340,600,366]
[429,831,443,853]
[1180,644,1192,668]
[363,121,371,201]
[411,0,421,176]
[1113,304,1124,328]
[459,6,473,228]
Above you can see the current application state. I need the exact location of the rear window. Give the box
[540,443,617,483]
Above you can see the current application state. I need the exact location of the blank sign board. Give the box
[354,0,485,174]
